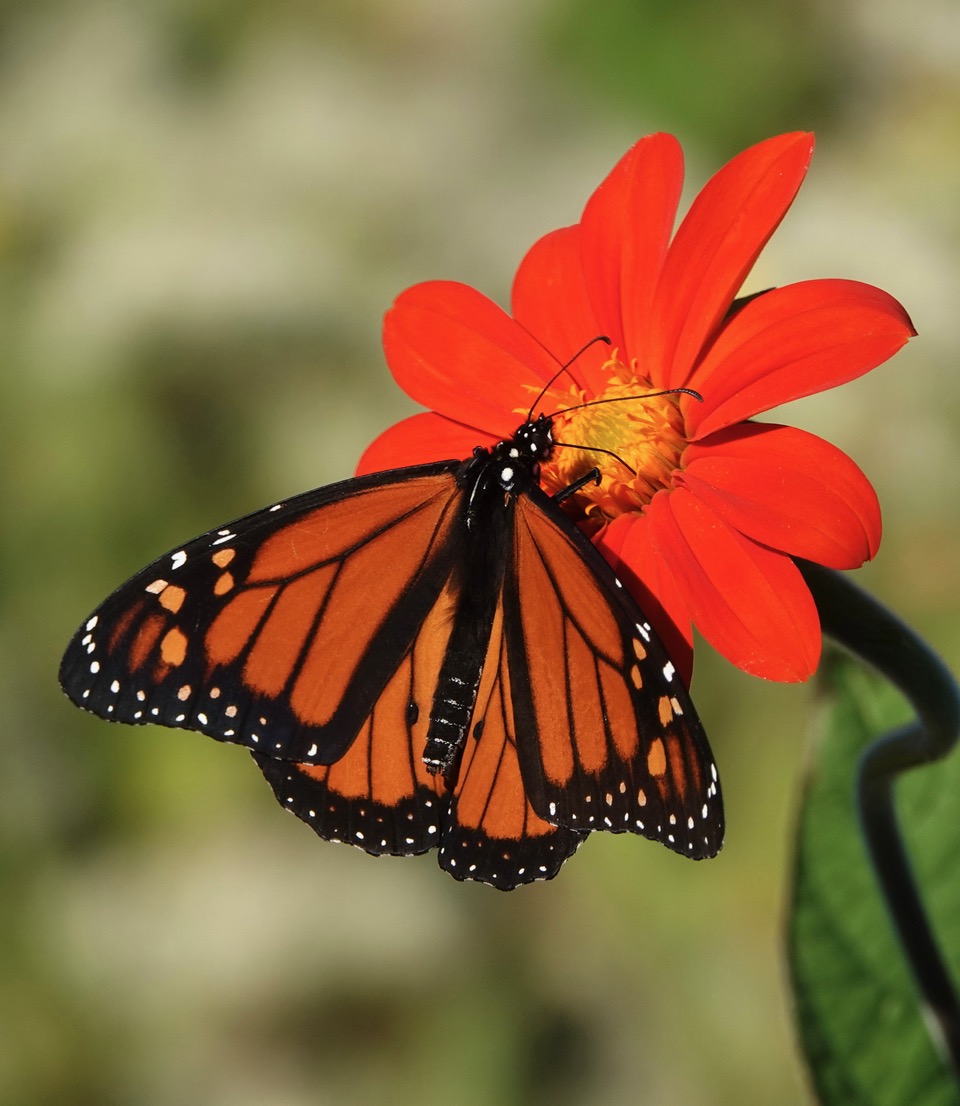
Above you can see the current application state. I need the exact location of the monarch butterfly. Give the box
[60,407,724,889]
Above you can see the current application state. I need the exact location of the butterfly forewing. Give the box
[60,465,465,764]
[505,486,723,859]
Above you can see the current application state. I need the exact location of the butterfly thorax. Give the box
[459,414,555,529]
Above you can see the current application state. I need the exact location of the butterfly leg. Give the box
[552,468,601,505]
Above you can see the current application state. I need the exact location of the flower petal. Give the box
[678,423,881,567]
[511,225,610,394]
[355,412,494,476]
[648,487,821,680]
[598,513,694,686]
[383,281,561,437]
[579,133,685,366]
[651,132,814,389]
[687,280,916,436]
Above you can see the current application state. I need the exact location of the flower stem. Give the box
[797,559,960,1078]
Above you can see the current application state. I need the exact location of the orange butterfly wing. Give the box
[60,466,466,765]
[503,486,723,860]
[439,599,586,886]
[257,582,585,888]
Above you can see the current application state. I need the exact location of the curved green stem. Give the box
[797,560,960,1077]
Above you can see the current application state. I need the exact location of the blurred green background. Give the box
[3,1,958,1103]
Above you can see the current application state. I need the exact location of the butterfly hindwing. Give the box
[438,598,587,888]
[60,464,466,764]
[255,582,457,856]
[256,574,585,889]
[504,485,723,860]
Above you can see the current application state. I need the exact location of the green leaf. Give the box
[788,650,960,1106]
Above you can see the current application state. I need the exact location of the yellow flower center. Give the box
[536,355,688,536]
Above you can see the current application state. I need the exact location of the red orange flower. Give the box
[358,133,915,683]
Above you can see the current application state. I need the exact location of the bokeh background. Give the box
[3,2,959,1103]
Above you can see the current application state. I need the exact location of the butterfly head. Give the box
[489,414,556,492]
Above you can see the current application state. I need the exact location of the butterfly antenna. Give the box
[526,336,612,421]
[549,388,703,478]
[555,386,703,417]
[551,438,639,476]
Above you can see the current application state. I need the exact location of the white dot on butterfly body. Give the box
[500,466,514,483]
